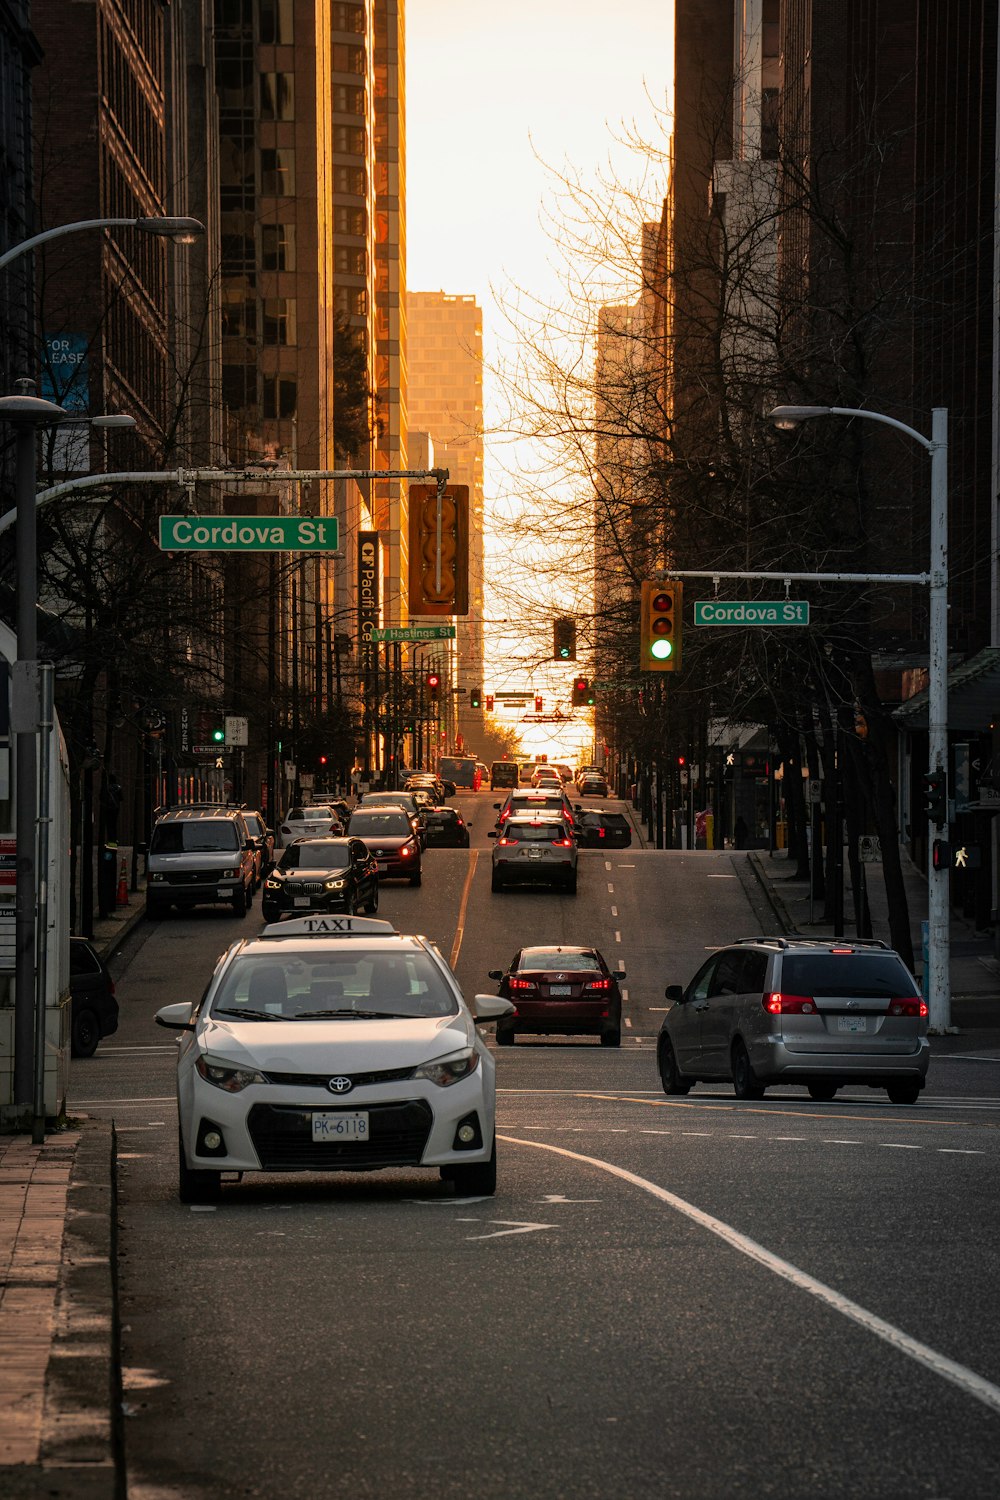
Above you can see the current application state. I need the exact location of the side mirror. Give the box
[613,969,626,981]
[155,1002,196,1031]
[486,830,497,838]
[493,803,501,810]
[574,804,583,813]
[665,984,684,1004]
[472,994,515,1024]
[487,969,503,981]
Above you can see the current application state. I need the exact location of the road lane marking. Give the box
[611,905,618,917]
[579,1093,999,1133]
[449,849,479,968]
[938,1148,985,1155]
[607,883,614,894]
[499,1135,1000,1418]
[614,930,621,943]
[624,1018,633,1028]
[605,861,612,872]
[882,1144,922,1150]
[825,1140,862,1145]
[460,1219,558,1241]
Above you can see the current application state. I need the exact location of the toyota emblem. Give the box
[327,1075,353,1094]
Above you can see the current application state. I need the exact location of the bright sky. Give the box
[406,2,676,757]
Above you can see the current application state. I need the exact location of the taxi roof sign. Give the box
[259,915,398,938]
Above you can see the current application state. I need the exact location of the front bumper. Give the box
[261,891,353,921]
[179,1070,493,1173]
[149,877,241,906]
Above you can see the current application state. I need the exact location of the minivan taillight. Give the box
[764,992,816,1015]
[888,997,928,1017]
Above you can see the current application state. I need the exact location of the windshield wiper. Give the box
[213,1006,284,1022]
[293,1007,414,1020]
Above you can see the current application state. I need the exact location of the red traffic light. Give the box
[426,672,440,689]
[534,695,543,712]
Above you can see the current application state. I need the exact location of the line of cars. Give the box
[486,785,632,892]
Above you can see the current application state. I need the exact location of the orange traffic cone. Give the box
[116,855,129,907]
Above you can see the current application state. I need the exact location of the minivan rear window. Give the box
[150,820,240,853]
[781,953,919,997]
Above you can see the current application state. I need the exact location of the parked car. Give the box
[69,937,119,1057]
[346,808,423,885]
[575,809,633,848]
[278,805,344,850]
[260,837,381,922]
[242,809,275,886]
[488,815,578,893]
[488,945,625,1047]
[424,807,471,848]
[656,937,930,1103]
[155,913,513,1203]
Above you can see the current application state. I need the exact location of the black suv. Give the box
[656,937,930,1104]
[576,809,632,848]
[261,837,381,921]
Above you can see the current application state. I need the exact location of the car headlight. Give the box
[217,867,240,880]
[414,1048,480,1087]
[150,872,166,883]
[324,877,348,890]
[196,1054,267,1092]
[264,877,281,890]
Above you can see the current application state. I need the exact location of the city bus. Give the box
[438,755,480,790]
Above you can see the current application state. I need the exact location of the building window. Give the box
[259,0,293,44]
[221,283,256,337]
[260,148,295,196]
[262,375,298,419]
[332,4,364,34]
[335,206,366,236]
[335,245,366,275]
[262,298,296,345]
[334,164,366,196]
[333,124,365,154]
[334,286,367,317]
[222,362,254,409]
[332,43,364,75]
[332,84,365,115]
[260,72,294,121]
[261,224,296,271]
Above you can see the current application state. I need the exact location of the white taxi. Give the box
[156,915,513,1204]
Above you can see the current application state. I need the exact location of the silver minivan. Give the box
[656,938,929,1104]
[146,807,256,918]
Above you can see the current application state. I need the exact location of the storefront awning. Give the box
[892,647,1000,733]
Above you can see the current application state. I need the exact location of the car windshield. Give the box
[520,951,599,971]
[349,813,412,836]
[278,843,350,870]
[210,950,459,1019]
[150,820,239,854]
[781,953,919,997]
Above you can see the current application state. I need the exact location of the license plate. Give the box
[549,984,572,996]
[524,848,543,860]
[217,887,232,897]
[294,896,311,907]
[311,1112,369,1142]
[837,1016,867,1033]
[376,862,389,872]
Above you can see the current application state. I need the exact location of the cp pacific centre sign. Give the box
[158,515,339,552]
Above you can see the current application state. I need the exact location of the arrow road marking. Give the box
[538,1194,599,1203]
[457,1219,558,1241]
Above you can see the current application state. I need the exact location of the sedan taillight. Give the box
[585,978,611,991]
[509,978,536,992]
[764,992,816,1014]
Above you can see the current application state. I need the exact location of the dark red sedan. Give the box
[487,945,626,1047]
[346,808,422,886]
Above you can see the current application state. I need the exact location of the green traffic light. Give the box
[650,639,673,660]
[211,728,225,742]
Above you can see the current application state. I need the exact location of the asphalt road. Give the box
[69,788,1000,1498]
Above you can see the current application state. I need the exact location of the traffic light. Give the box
[470,686,482,709]
[640,580,683,671]
[426,671,440,703]
[317,753,329,769]
[923,767,948,827]
[485,694,494,712]
[211,725,226,745]
[534,694,543,712]
[407,484,469,615]
[571,677,591,707]
[932,839,951,871]
[553,617,577,661]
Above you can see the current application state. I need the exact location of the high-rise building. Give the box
[0,0,41,411]
[406,291,484,744]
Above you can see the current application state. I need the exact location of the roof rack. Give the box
[732,935,890,951]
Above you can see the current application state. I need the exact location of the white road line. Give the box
[611,905,618,917]
[728,1134,757,1139]
[825,1140,862,1145]
[500,1135,1000,1419]
[882,1144,922,1150]
[640,1129,672,1134]
[616,864,636,868]
[614,930,622,943]
[939,1149,985,1155]
[624,1018,633,1029]
[604,861,612,872]
[773,1136,807,1141]
[621,988,629,1001]
[607,883,614,894]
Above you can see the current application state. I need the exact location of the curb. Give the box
[739,851,797,935]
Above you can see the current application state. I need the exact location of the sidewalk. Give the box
[743,846,1000,1046]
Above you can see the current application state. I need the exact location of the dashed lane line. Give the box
[499,1135,1000,1419]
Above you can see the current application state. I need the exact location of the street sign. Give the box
[225,715,248,746]
[858,834,882,863]
[158,515,339,552]
[369,626,456,642]
[694,600,810,626]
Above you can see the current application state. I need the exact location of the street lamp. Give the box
[0,215,205,270]
[768,403,950,1031]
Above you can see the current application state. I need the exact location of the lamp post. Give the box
[769,404,950,1030]
[0,215,204,271]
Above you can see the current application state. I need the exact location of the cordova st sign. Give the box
[694,599,810,626]
[158,515,339,552]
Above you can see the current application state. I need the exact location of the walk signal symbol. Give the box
[640,580,683,672]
